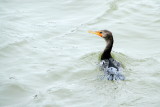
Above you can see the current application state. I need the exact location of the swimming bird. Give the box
[88,30,125,80]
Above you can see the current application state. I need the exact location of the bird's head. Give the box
[88,30,113,40]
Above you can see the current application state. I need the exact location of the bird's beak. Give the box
[88,31,102,37]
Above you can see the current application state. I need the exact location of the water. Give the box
[0,0,160,107]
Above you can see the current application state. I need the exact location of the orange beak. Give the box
[88,31,103,37]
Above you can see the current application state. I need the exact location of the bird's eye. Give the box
[100,32,102,34]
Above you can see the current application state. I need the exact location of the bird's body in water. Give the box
[89,30,125,80]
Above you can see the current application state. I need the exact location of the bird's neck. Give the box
[101,38,113,60]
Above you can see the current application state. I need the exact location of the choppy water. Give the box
[0,0,160,107]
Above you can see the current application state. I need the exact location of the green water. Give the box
[0,0,160,107]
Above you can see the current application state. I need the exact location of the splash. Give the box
[100,58,125,81]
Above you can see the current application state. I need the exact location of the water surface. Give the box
[0,0,160,107]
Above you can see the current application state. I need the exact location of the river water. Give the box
[0,0,160,107]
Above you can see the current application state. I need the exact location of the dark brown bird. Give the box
[88,30,125,80]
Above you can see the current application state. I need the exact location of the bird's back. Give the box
[100,58,125,80]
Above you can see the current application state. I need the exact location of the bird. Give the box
[88,30,125,80]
